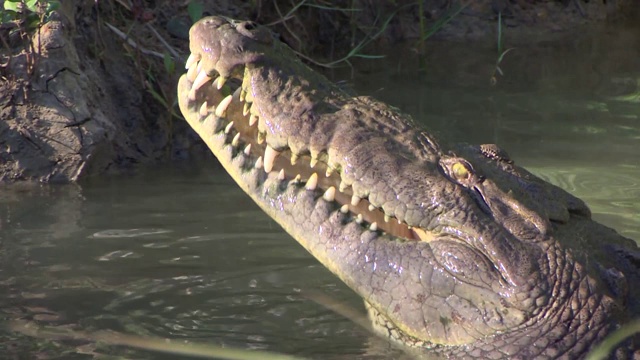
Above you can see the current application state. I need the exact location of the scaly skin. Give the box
[177,17,640,359]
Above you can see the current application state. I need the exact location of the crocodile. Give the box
[177,16,640,359]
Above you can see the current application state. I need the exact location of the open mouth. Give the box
[181,53,436,243]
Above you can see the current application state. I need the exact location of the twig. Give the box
[145,23,181,61]
[112,0,132,11]
[104,22,165,59]
[272,0,303,50]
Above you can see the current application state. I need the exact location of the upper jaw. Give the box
[178,15,548,328]
[181,17,450,240]
[179,16,547,282]
[187,17,273,81]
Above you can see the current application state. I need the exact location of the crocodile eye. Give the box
[439,157,481,188]
[452,162,470,180]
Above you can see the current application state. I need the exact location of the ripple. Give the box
[91,228,172,238]
[530,164,640,206]
[159,255,202,265]
[529,164,640,241]
[97,250,142,261]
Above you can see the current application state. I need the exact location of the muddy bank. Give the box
[0,0,635,183]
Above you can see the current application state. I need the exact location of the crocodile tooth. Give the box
[188,87,199,101]
[291,153,299,165]
[257,132,266,144]
[339,180,349,192]
[185,53,199,69]
[310,150,319,168]
[242,67,251,90]
[240,89,247,102]
[384,214,390,223]
[323,186,336,202]
[254,156,263,169]
[370,222,378,231]
[249,114,258,126]
[243,102,250,116]
[264,145,280,173]
[257,116,267,133]
[278,169,285,180]
[216,95,233,118]
[202,113,222,134]
[232,86,242,100]
[244,144,252,156]
[199,101,209,117]
[192,71,212,93]
[355,214,363,224]
[216,76,227,90]
[351,195,361,206]
[325,167,334,177]
[340,204,349,213]
[249,103,260,116]
[231,132,241,147]
[245,90,254,103]
[224,121,234,134]
[368,204,376,212]
[196,60,203,74]
[306,173,318,190]
[186,62,198,82]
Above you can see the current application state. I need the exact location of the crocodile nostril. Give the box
[202,17,225,28]
[242,21,257,31]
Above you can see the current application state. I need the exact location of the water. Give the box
[2,30,640,359]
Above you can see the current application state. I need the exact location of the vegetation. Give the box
[490,12,515,85]
[1,0,60,77]
[586,320,640,360]
[9,320,308,360]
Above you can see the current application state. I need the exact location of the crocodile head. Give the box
[178,17,639,358]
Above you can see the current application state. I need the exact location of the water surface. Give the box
[1,29,640,359]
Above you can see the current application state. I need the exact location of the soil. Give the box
[0,0,636,183]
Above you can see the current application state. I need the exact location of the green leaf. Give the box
[163,53,175,75]
[25,13,40,31]
[25,0,38,13]
[46,0,60,14]
[419,3,467,42]
[4,0,23,13]
[148,87,169,109]
[1,10,19,23]
[586,320,640,360]
[496,47,516,64]
[497,12,503,54]
[187,1,203,23]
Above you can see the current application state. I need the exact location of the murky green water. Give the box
[2,30,640,359]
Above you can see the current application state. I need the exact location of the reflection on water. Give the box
[1,166,390,359]
[2,28,640,359]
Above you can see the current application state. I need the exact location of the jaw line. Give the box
[178,59,443,244]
